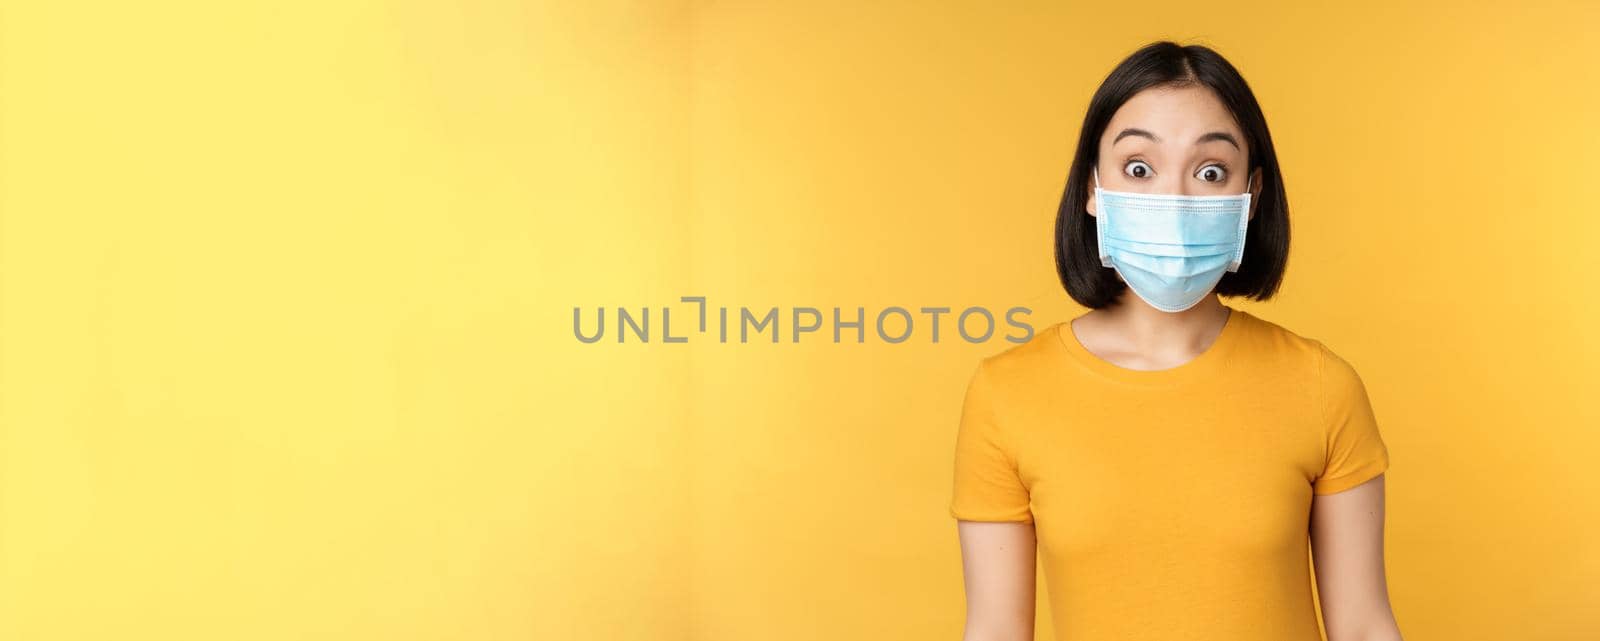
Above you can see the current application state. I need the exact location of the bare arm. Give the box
[1310,473,1402,641]
[956,520,1036,641]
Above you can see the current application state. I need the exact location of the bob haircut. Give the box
[1055,41,1290,309]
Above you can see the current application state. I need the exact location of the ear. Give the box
[1086,190,1097,218]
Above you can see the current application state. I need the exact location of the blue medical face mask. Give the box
[1093,166,1253,312]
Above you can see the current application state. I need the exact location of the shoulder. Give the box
[1234,309,1321,358]
[1233,309,1367,396]
[1232,309,1347,374]
[973,322,1068,384]
[959,322,1069,410]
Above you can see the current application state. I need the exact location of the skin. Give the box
[956,84,1401,641]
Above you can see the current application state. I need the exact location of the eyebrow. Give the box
[1113,128,1241,150]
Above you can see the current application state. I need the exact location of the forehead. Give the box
[1102,85,1242,145]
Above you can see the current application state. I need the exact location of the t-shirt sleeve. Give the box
[1312,343,1391,495]
[948,360,1034,524]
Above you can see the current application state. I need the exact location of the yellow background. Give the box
[3,1,1597,639]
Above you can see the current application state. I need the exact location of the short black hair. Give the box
[1054,41,1290,309]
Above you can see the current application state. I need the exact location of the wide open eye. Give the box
[1196,163,1228,183]
[1123,160,1153,179]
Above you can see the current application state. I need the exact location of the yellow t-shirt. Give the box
[949,306,1390,640]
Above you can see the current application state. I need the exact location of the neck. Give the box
[1097,292,1232,352]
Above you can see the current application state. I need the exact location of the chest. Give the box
[1009,380,1325,558]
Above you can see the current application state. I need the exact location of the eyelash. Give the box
[1125,159,1231,181]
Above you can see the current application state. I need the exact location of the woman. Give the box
[949,42,1401,641]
